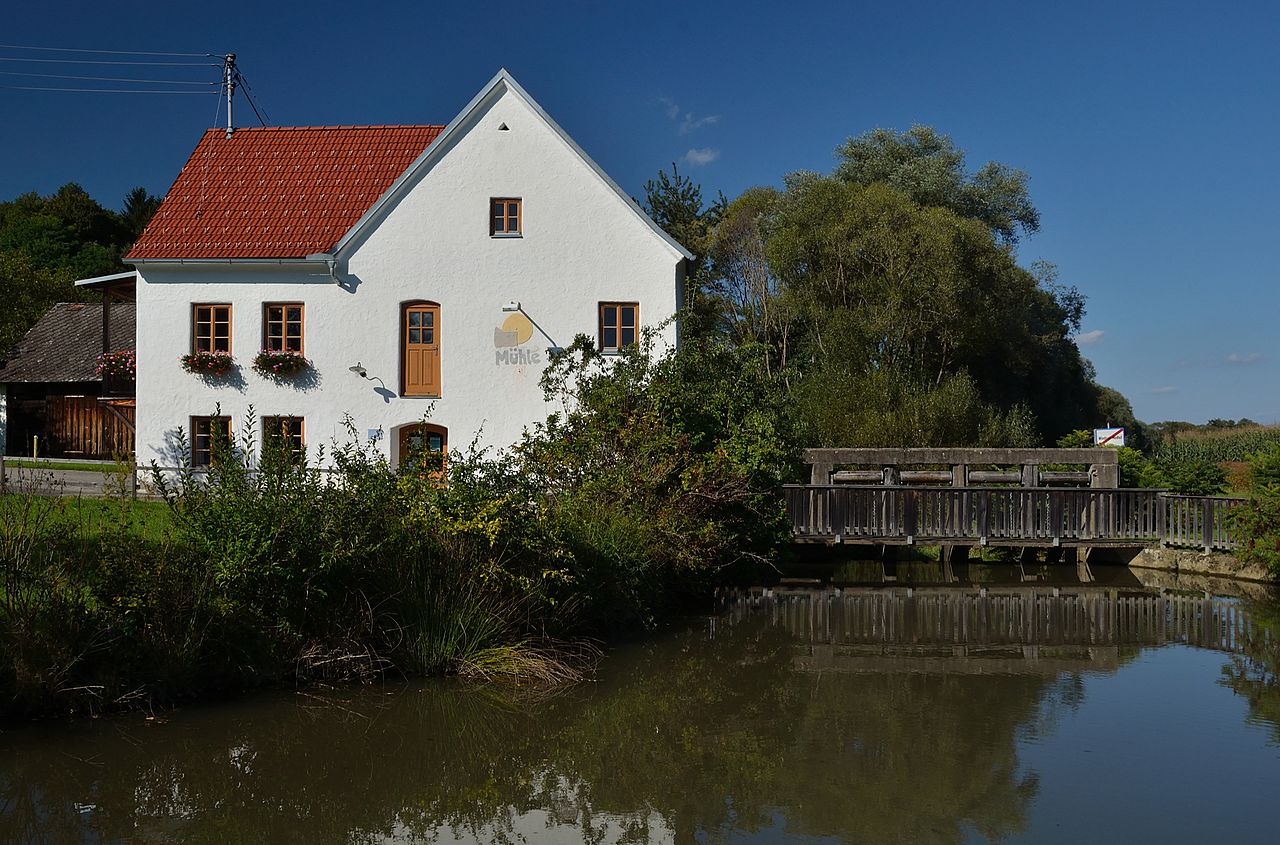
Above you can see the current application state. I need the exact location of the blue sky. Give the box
[3,0,1277,424]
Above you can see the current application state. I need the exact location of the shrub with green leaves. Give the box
[1233,446,1280,576]
[520,333,801,627]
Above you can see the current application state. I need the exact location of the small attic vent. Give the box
[498,122,509,131]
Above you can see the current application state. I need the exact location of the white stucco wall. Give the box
[134,82,684,468]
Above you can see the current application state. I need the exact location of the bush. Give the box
[798,367,1038,448]
[520,333,801,627]
[0,336,801,718]
[1233,446,1280,576]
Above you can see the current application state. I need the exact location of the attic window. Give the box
[490,198,521,236]
[498,122,509,131]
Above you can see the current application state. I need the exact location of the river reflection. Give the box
[3,576,1280,844]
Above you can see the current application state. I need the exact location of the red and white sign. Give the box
[1094,427,1125,447]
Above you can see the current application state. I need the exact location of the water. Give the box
[3,566,1279,844]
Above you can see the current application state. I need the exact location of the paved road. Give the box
[0,466,147,498]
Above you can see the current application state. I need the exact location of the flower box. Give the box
[181,350,235,376]
[253,349,312,378]
[96,349,136,380]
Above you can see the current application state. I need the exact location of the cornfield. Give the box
[1156,426,1280,464]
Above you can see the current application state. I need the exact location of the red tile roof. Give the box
[127,125,444,260]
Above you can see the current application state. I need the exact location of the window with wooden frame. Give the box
[263,303,304,353]
[598,302,639,353]
[191,415,232,467]
[192,304,232,354]
[490,197,522,236]
[399,422,447,477]
[262,415,305,461]
[402,301,441,397]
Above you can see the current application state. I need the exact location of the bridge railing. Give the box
[1162,494,1245,550]
[785,485,1244,551]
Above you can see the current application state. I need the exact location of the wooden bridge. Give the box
[788,448,1244,552]
[786,485,1243,551]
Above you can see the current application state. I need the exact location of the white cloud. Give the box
[1075,329,1105,345]
[1226,352,1262,365]
[1150,385,1178,394]
[658,97,719,134]
[679,113,720,135]
[681,147,720,166]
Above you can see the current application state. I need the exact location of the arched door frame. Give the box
[395,421,448,473]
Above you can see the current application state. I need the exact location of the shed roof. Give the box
[126,125,444,260]
[0,302,135,383]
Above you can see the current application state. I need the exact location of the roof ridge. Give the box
[203,124,446,133]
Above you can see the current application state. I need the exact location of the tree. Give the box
[709,187,796,374]
[0,251,66,356]
[120,186,163,241]
[835,125,1040,244]
[642,164,725,338]
[0,183,133,357]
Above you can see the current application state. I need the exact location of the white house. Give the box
[126,70,691,469]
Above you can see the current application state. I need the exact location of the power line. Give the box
[0,70,217,85]
[0,56,218,67]
[0,44,215,58]
[1,85,218,94]
[234,69,269,126]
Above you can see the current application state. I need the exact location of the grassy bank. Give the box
[0,340,797,719]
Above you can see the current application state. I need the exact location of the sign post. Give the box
[1094,427,1125,447]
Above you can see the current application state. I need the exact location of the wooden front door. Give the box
[398,423,447,474]
[403,303,440,396]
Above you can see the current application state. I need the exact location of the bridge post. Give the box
[976,490,990,546]
[1202,497,1213,552]
[810,459,833,486]
[903,490,917,544]
[1155,492,1166,545]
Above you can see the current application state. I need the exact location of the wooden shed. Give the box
[0,290,135,459]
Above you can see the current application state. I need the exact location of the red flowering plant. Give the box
[252,349,312,378]
[181,349,236,376]
[96,349,136,380]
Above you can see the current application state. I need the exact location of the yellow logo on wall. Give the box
[494,311,541,365]
[494,312,534,348]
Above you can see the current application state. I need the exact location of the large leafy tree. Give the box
[0,183,155,357]
[643,126,1133,447]
[835,125,1040,245]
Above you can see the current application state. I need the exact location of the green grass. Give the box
[68,497,173,541]
[1,493,173,541]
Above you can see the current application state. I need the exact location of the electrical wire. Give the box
[1,85,218,94]
[0,56,218,67]
[0,44,216,58]
[234,70,269,126]
[0,70,217,85]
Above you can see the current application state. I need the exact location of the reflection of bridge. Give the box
[721,588,1268,674]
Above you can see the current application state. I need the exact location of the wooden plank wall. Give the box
[45,396,135,459]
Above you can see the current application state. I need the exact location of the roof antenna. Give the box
[222,53,237,138]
